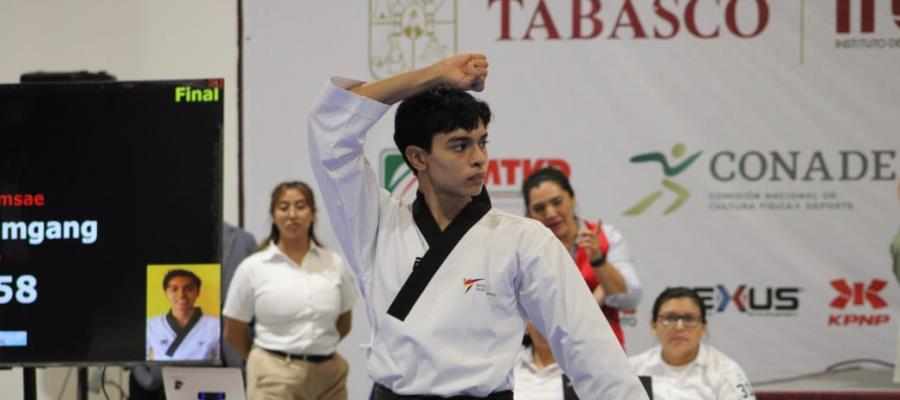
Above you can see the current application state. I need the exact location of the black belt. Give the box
[374,384,513,400]
[260,347,334,363]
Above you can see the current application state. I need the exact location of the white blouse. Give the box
[223,243,355,355]
[629,344,756,400]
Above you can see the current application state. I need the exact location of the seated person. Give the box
[146,269,220,361]
[513,321,580,400]
[629,287,755,400]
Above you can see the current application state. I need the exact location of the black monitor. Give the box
[0,79,223,365]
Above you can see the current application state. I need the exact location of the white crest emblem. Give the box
[369,0,458,79]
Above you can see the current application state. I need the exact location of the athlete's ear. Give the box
[405,145,429,173]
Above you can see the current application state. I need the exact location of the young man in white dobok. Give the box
[308,53,648,399]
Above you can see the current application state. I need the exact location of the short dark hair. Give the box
[521,167,575,211]
[651,287,707,323]
[163,269,201,291]
[394,85,492,174]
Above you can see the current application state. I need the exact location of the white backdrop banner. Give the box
[243,1,900,396]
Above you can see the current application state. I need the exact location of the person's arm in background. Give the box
[220,227,256,368]
[223,318,252,361]
[221,259,255,361]
[596,224,642,311]
[336,252,355,340]
[336,311,352,340]
[578,221,627,297]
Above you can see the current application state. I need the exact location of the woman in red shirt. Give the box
[522,167,643,346]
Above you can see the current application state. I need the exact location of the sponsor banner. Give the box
[623,145,896,215]
[380,149,572,212]
[244,0,900,392]
[828,278,892,327]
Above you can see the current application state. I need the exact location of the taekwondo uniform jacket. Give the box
[308,77,648,399]
[146,311,219,361]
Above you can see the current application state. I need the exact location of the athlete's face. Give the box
[165,276,199,313]
[652,297,707,365]
[526,181,577,243]
[273,188,314,243]
[420,121,488,200]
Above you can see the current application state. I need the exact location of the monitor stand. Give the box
[22,367,88,400]
[23,367,34,400]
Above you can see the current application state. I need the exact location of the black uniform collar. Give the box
[387,188,492,321]
[164,308,203,357]
[411,187,492,247]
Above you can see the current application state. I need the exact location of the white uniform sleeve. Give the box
[209,317,222,361]
[307,78,392,294]
[146,319,154,360]
[336,251,357,313]
[222,259,254,323]
[517,234,649,399]
[601,224,642,311]
[715,362,756,400]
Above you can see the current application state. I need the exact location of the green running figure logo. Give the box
[624,143,702,216]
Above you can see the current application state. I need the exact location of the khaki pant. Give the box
[246,346,349,400]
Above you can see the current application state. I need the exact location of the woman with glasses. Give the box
[629,287,756,400]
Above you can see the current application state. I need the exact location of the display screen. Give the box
[0,79,223,365]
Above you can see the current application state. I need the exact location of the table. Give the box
[755,368,900,400]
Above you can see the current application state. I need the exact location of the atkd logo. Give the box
[827,278,890,327]
[380,149,572,200]
[693,284,800,314]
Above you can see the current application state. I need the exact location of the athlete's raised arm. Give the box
[349,53,488,104]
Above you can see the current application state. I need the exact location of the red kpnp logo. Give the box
[830,279,887,309]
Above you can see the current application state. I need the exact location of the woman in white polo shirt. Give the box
[223,181,355,400]
[629,287,755,400]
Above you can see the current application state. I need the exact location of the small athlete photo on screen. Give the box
[146,264,221,362]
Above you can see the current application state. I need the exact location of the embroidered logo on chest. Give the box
[463,278,495,297]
